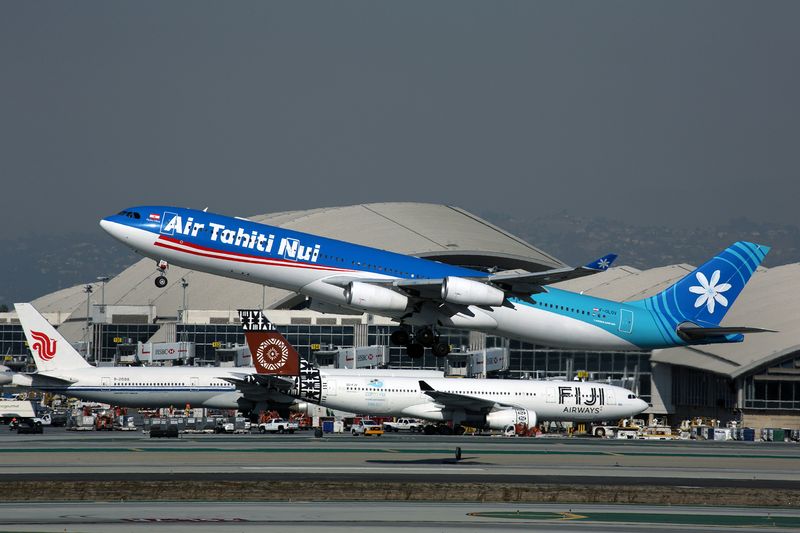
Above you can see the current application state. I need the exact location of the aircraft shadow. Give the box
[366,458,488,465]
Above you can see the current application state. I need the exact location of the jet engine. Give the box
[441,277,505,307]
[345,282,408,313]
[484,408,537,431]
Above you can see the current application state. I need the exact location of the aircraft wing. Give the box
[322,254,617,299]
[486,254,618,294]
[221,373,295,394]
[418,380,514,412]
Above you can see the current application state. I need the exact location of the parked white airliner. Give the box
[14,303,443,411]
[242,310,649,431]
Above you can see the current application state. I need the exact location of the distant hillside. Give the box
[480,211,799,269]
[0,233,137,308]
[1,215,797,308]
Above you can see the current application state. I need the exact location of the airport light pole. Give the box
[181,278,189,324]
[83,284,93,360]
[97,276,110,307]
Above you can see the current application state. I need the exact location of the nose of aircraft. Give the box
[636,399,649,412]
[100,217,127,243]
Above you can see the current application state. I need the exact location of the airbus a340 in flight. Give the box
[101,206,772,357]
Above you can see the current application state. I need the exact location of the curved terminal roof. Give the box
[249,203,564,271]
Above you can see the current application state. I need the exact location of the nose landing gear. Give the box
[154,260,169,288]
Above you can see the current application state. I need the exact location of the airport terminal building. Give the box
[1,203,797,429]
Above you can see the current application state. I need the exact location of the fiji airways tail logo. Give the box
[689,270,732,314]
[30,330,57,361]
[255,337,290,372]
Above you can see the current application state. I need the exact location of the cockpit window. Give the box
[628,394,636,399]
[132,212,141,219]
[117,210,141,219]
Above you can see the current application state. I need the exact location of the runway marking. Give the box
[1,447,799,461]
[469,511,800,528]
[241,466,486,472]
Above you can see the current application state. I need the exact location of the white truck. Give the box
[0,400,38,425]
[258,418,298,434]
[382,418,423,433]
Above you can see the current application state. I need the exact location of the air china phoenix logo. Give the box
[30,330,57,361]
[256,337,290,372]
[689,270,732,314]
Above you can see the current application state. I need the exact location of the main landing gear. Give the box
[390,327,450,359]
[154,260,169,288]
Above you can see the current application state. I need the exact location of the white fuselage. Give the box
[13,366,445,410]
[14,366,256,409]
[315,372,648,424]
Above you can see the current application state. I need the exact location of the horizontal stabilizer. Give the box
[677,325,776,341]
[221,373,294,391]
[25,373,76,386]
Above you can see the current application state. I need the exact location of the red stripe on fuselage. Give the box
[154,235,355,273]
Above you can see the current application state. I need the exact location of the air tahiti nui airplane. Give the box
[101,206,773,358]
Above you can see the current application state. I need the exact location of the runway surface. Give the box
[1,501,800,532]
[1,430,798,530]
[0,429,797,488]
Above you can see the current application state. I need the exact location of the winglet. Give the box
[584,253,617,271]
[419,380,434,392]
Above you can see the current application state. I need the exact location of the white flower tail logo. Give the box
[597,258,610,269]
[688,270,732,314]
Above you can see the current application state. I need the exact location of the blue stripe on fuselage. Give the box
[106,206,487,281]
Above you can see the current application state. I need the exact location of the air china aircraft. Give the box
[101,206,772,357]
[14,304,443,411]
[240,310,649,431]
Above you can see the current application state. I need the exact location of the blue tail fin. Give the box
[635,241,770,329]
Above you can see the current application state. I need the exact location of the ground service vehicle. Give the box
[351,420,384,436]
[383,418,423,432]
[15,418,43,434]
[258,418,298,434]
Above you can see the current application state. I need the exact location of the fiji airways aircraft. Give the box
[101,206,772,357]
[240,310,649,431]
[13,304,443,411]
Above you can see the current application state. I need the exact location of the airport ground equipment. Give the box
[14,418,43,434]
[382,418,423,432]
[257,418,298,434]
[351,419,383,436]
[149,420,179,438]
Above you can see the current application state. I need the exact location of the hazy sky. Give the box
[2,2,798,239]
